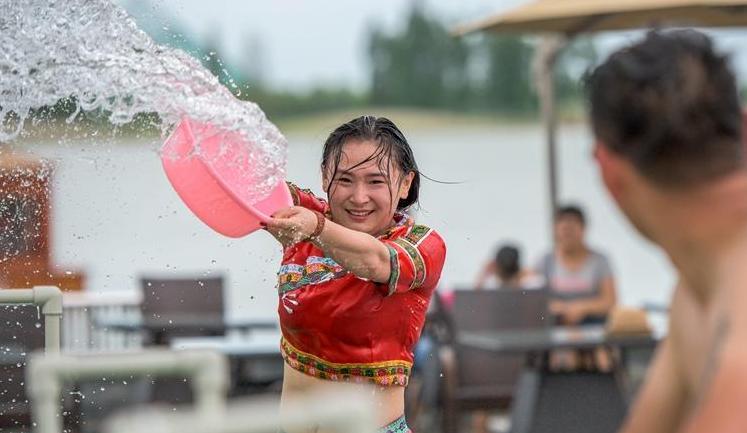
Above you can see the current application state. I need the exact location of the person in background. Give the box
[535,205,617,371]
[474,244,535,290]
[407,288,453,431]
[471,244,533,433]
[536,205,617,326]
[588,30,747,433]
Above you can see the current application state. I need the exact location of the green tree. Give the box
[368,3,470,109]
[482,35,536,114]
[554,37,598,105]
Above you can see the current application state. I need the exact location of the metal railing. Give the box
[26,349,229,433]
[62,290,142,351]
[0,286,63,353]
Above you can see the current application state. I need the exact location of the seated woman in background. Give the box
[536,205,617,326]
[536,205,617,371]
[474,244,540,290]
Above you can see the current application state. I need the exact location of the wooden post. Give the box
[532,35,567,241]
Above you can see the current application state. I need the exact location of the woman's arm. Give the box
[265,206,391,283]
[474,261,496,290]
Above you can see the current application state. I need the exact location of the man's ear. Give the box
[594,142,627,203]
[399,171,415,199]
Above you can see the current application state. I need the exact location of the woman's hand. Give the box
[550,300,587,325]
[265,206,318,247]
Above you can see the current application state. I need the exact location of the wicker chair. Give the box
[441,289,549,433]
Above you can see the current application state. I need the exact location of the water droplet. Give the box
[0,0,287,200]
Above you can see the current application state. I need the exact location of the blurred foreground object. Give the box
[103,390,376,433]
[26,349,228,433]
[0,286,62,429]
[0,286,62,352]
[0,151,84,290]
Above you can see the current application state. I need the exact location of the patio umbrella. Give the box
[454,0,747,36]
[454,0,747,233]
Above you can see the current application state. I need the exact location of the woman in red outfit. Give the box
[265,116,446,433]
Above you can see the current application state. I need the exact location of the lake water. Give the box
[18,121,676,319]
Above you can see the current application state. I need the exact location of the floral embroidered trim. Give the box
[379,212,412,239]
[278,256,347,294]
[386,245,400,296]
[405,224,432,246]
[378,416,411,433]
[393,237,426,290]
[286,181,301,205]
[286,182,320,207]
[280,337,411,386]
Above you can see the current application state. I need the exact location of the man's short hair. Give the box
[586,30,743,187]
[555,205,586,226]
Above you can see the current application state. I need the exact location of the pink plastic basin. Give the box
[161,117,292,238]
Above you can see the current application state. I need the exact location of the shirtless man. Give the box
[587,30,747,432]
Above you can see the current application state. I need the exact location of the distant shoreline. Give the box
[4,106,589,145]
[278,106,588,134]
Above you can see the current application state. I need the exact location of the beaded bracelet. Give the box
[309,210,326,240]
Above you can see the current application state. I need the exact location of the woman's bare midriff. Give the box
[280,363,405,429]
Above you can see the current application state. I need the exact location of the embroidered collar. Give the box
[378,211,413,239]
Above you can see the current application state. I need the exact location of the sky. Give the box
[118,0,747,91]
[116,0,531,90]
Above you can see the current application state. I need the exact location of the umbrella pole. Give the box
[533,35,567,241]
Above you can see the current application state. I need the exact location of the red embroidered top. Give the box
[277,183,446,386]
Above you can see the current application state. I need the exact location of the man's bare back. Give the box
[622,247,747,433]
[672,285,721,404]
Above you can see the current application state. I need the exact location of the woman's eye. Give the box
[369,180,385,185]
[337,177,351,184]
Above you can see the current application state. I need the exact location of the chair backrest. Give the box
[140,275,224,317]
[451,289,549,393]
[0,305,45,426]
[452,289,550,332]
[120,274,225,406]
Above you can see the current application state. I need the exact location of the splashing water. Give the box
[0,0,287,201]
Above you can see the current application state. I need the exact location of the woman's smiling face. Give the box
[324,139,413,236]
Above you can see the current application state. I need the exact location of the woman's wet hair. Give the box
[495,245,521,281]
[555,205,586,226]
[321,115,420,210]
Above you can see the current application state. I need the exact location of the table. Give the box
[171,333,283,394]
[457,325,658,433]
[96,315,278,345]
[170,334,282,358]
[459,325,656,358]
